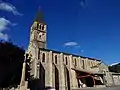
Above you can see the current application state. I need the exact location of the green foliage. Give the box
[0,41,25,88]
[109,63,120,73]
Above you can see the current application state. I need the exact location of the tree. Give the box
[109,63,120,73]
[0,41,25,88]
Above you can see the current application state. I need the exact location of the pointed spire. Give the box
[34,7,45,24]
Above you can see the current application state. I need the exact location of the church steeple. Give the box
[30,8,47,49]
[34,8,45,24]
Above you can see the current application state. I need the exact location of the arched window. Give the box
[42,53,45,62]
[37,33,42,41]
[39,35,41,39]
[55,55,57,64]
[66,57,68,65]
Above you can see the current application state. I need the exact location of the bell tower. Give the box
[30,9,47,49]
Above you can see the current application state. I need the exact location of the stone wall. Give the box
[113,75,120,85]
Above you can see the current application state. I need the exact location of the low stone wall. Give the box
[94,85,106,88]
[113,75,120,85]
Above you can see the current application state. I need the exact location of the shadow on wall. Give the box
[65,67,70,90]
[29,63,45,90]
[55,65,59,90]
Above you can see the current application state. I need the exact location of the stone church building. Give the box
[20,9,120,90]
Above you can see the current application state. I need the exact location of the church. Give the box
[18,9,120,90]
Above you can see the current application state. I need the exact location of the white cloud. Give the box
[80,50,84,53]
[0,1,22,16]
[0,17,16,41]
[0,18,11,31]
[64,42,79,47]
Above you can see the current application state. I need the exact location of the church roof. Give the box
[34,8,45,24]
[39,48,101,62]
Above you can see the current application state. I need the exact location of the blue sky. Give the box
[0,0,120,65]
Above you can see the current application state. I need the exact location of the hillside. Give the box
[109,63,120,73]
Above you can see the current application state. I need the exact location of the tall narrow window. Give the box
[75,59,77,66]
[36,23,39,29]
[65,57,68,65]
[42,53,45,62]
[39,25,41,29]
[42,25,44,30]
[82,60,84,69]
[55,55,57,64]
[38,49,40,59]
